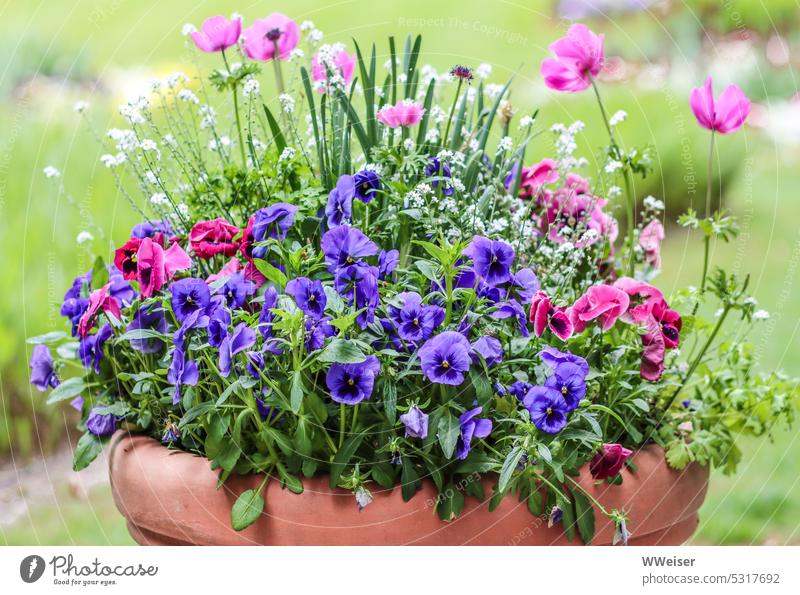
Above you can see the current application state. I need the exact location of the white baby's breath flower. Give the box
[498,136,513,152]
[452,178,465,193]
[608,186,622,198]
[73,100,89,113]
[144,170,158,184]
[279,147,296,162]
[476,63,492,79]
[609,110,627,127]
[43,166,60,178]
[469,138,480,151]
[176,203,190,217]
[140,139,158,152]
[753,309,770,320]
[199,105,216,129]
[166,71,189,88]
[403,138,416,152]
[289,48,305,60]
[300,20,315,32]
[242,78,260,97]
[119,105,144,125]
[605,160,623,174]
[643,195,665,211]
[519,115,534,128]
[208,136,231,151]
[308,29,323,43]
[76,231,94,244]
[743,296,758,305]
[100,153,126,167]
[485,83,504,100]
[177,89,199,104]
[150,193,168,206]
[182,23,197,36]
[279,93,295,114]
[425,128,440,143]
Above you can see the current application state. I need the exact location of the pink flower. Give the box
[77,284,121,338]
[207,258,242,284]
[190,218,240,260]
[590,444,633,479]
[639,220,665,270]
[646,300,682,350]
[518,159,559,199]
[377,101,425,128]
[530,291,573,341]
[568,284,630,333]
[137,238,192,298]
[613,277,664,325]
[190,15,241,53]
[689,77,751,134]
[541,24,604,92]
[311,48,356,90]
[242,13,299,62]
[640,331,666,382]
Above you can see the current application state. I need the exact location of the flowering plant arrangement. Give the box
[30,15,796,543]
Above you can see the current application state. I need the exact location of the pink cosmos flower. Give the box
[137,238,192,298]
[540,24,604,92]
[568,284,630,334]
[242,13,299,62]
[207,258,242,284]
[518,159,559,199]
[311,48,357,90]
[639,220,665,270]
[377,101,425,128]
[191,15,242,53]
[530,291,573,341]
[689,77,751,134]
[190,218,240,260]
[77,284,121,338]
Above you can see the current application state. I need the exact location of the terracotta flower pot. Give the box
[108,431,709,546]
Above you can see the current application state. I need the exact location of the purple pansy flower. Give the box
[131,219,173,239]
[219,323,257,378]
[305,316,335,351]
[388,292,445,343]
[70,396,85,412]
[511,268,540,303]
[508,380,533,404]
[219,272,256,309]
[463,235,515,286]
[455,406,492,459]
[208,307,231,348]
[170,278,211,324]
[162,422,180,443]
[353,170,381,203]
[167,348,199,405]
[79,323,113,373]
[86,407,117,437]
[527,387,569,434]
[286,277,327,319]
[61,271,92,336]
[245,350,265,380]
[418,331,472,386]
[470,336,503,367]
[490,298,529,337]
[326,354,381,405]
[538,346,589,376]
[400,406,429,439]
[29,345,59,391]
[543,362,587,411]
[255,396,275,420]
[258,286,279,338]
[378,249,399,280]
[325,174,356,227]
[321,225,379,273]
[127,303,167,353]
[426,157,453,196]
[335,263,380,328]
[108,266,136,305]
[252,202,299,246]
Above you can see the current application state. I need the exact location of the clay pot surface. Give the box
[109,431,709,546]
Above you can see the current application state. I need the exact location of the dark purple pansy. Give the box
[252,202,299,248]
[527,387,568,434]
[79,323,113,373]
[170,278,211,324]
[490,298,529,337]
[399,405,428,439]
[321,225,378,273]
[245,350,265,379]
[426,157,453,196]
[418,331,472,385]
[127,303,167,353]
[378,249,399,280]
[131,219,173,239]
[455,406,492,460]
[258,286,279,338]
[29,344,59,391]
[86,407,117,437]
[543,362,587,411]
[208,307,231,348]
[508,380,533,405]
[353,170,381,203]
[219,272,256,309]
[388,292,445,344]
[538,346,589,376]
[470,336,503,367]
[219,323,257,378]
[325,174,356,227]
[167,348,199,405]
[463,235,515,286]
[326,354,381,405]
[61,271,92,336]
[335,263,380,328]
[286,277,327,319]
[305,316,335,351]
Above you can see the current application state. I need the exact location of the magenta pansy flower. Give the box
[77,284,121,338]
[206,257,242,284]
[689,77,751,134]
[136,238,192,299]
[243,13,299,62]
[191,15,242,53]
[377,101,425,128]
[639,220,665,270]
[529,291,573,341]
[190,218,240,260]
[540,23,604,92]
[568,284,630,333]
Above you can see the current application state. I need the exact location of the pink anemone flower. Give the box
[191,15,242,53]
[690,77,751,134]
[377,101,425,128]
[639,220,665,270]
[541,24,605,92]
[243,13,299,62]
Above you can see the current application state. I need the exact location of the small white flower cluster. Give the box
[43,166,60,178]
[476,63,492,80]
[607,185,622,199]
[100,153,126,168]
[403,138,416,152]
[208,136,231,151]
[302,20,323,45]
[289,48,305,61]
[73,100,89,113]
[199,105,216,129]
[552,121,584,170]
[404,183,432,210]
[314,43,348,92]
[485,83,505,100]
[242,77,260,97]
[519,115,534,129]
[182,23,197,36]
[279,147,296,162]
[642,195,665,211]
[119,104,145,125]
[177,89,200,104]
[425,128,440,143]
[166,71,189,89]
[150,192,168,206]
[76,231,94,244]
[604,160,623,174]
[279,93,295,114]
[753,309,770,321]
[429,105,447,124]
[609,110,627,127]
[497,136,513,153]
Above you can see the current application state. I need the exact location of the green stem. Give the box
[350,404,360,434]
[590,76,635,276]
[442,78,463,149]
[338,403,346,449]
[566,476,611,516]
[444,271,454,325]
[221,50,247,167]
[699,131,716,295]
[271,43,285,96]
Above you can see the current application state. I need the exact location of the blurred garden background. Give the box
[1,0,799,545]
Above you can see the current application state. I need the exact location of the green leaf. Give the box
[437,412,460,459]
[573,491,596,545]
[262,104,287,155]
[326,310,362,336]
[92,255,109,289]
[46,377,87,404]
[253,260,288,289]
[317,338,367,364]
[412,240,450,265]
[400,456,420,501]
[559,494,576,542]
[231,489,264,531]
[329,432,365,488]
[27,331,67,345]
[499,446,524,493]
[371,462,395,488]
[290,370,304,414]
[215,440,241,473]
[178,401,215,429]
[536,443,553,464]
[382,379,397,425]
[278,467,304,494]
[437,484,465,521]
[116,328,167,343]
[72,432,105,472]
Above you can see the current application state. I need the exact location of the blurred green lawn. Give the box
[1,0,798,545]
